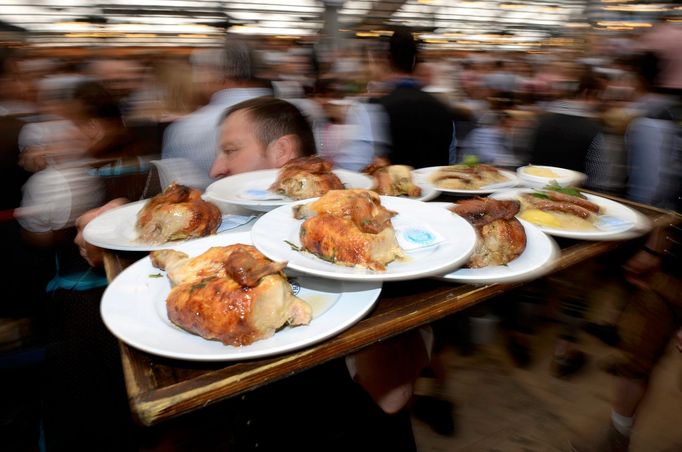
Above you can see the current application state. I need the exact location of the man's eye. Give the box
[221,148,237,155]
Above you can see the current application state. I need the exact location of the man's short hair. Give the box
[389,27,418,74]
[223,96,317,157]
[221,39,258,82]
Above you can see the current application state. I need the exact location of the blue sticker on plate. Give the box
[394,224,444,250]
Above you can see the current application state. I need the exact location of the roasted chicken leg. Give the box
[151,244,311,346]
[136,183,221,245]
[450,198,526,268]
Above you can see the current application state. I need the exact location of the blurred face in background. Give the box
[210,109,276,179]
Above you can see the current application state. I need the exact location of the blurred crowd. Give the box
[1,18,681,452]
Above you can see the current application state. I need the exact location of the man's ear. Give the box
[269,134,300,167]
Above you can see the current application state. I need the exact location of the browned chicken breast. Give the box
[449,198,526,268]
[300,215,403,271]
[151,244,311,346]
[136,183,221,245]
[269,156,344,200]
[293,189,389,220]
[295,189,404,271]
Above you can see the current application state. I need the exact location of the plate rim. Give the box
[250,195,477,281]
[100,231,383,361]
[82,199,250,252]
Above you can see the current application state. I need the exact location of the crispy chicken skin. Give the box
[136,183,221,245]
[151,244,311,346]
[294,189,403,270]
[366,164,422,197]
[293,189,394,222]
[468,218,526,268]
[450,197,520,227]
[269,156,345,200]
[300,215,404,271]
[449,198,526,268]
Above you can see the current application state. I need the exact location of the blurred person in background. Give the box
[16,77,149,451]
[338,27,456,170]
[624,52,682,211]
[125,56,199,124]
[571,22,682,451]
[160,40,272,189]
[571,221,682,452]
[527,64,606,186]
[506,67,609,377]
[461,109,525,168]
[86,57,144,123]
[18,77,141,174]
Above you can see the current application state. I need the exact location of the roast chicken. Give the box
[136,183,222,245]
[450,198,526,268]
[150,244,312,346]
[294,189,404,271]
[365,164,422,197]
[269,156,345,200]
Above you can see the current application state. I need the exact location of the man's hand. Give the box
[74,198,128,268]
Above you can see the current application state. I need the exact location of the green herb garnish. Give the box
[531,190,550,199]
[462,155,480,167]
[149,273,163,278]
[284,240,301,251]
[543,180,586,199]
[189,278,212,294]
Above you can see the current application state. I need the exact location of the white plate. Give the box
[413,166,519,194]
[430,203,560,284]
[490,188,651,240]
[100,231,381,361]
[516,165,587,188]
[83,199,255,252]
[205,168,373,212]
[251,196,477,281]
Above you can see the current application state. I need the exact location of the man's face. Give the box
[210,110,275,179]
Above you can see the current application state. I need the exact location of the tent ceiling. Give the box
[0,0,676,47]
